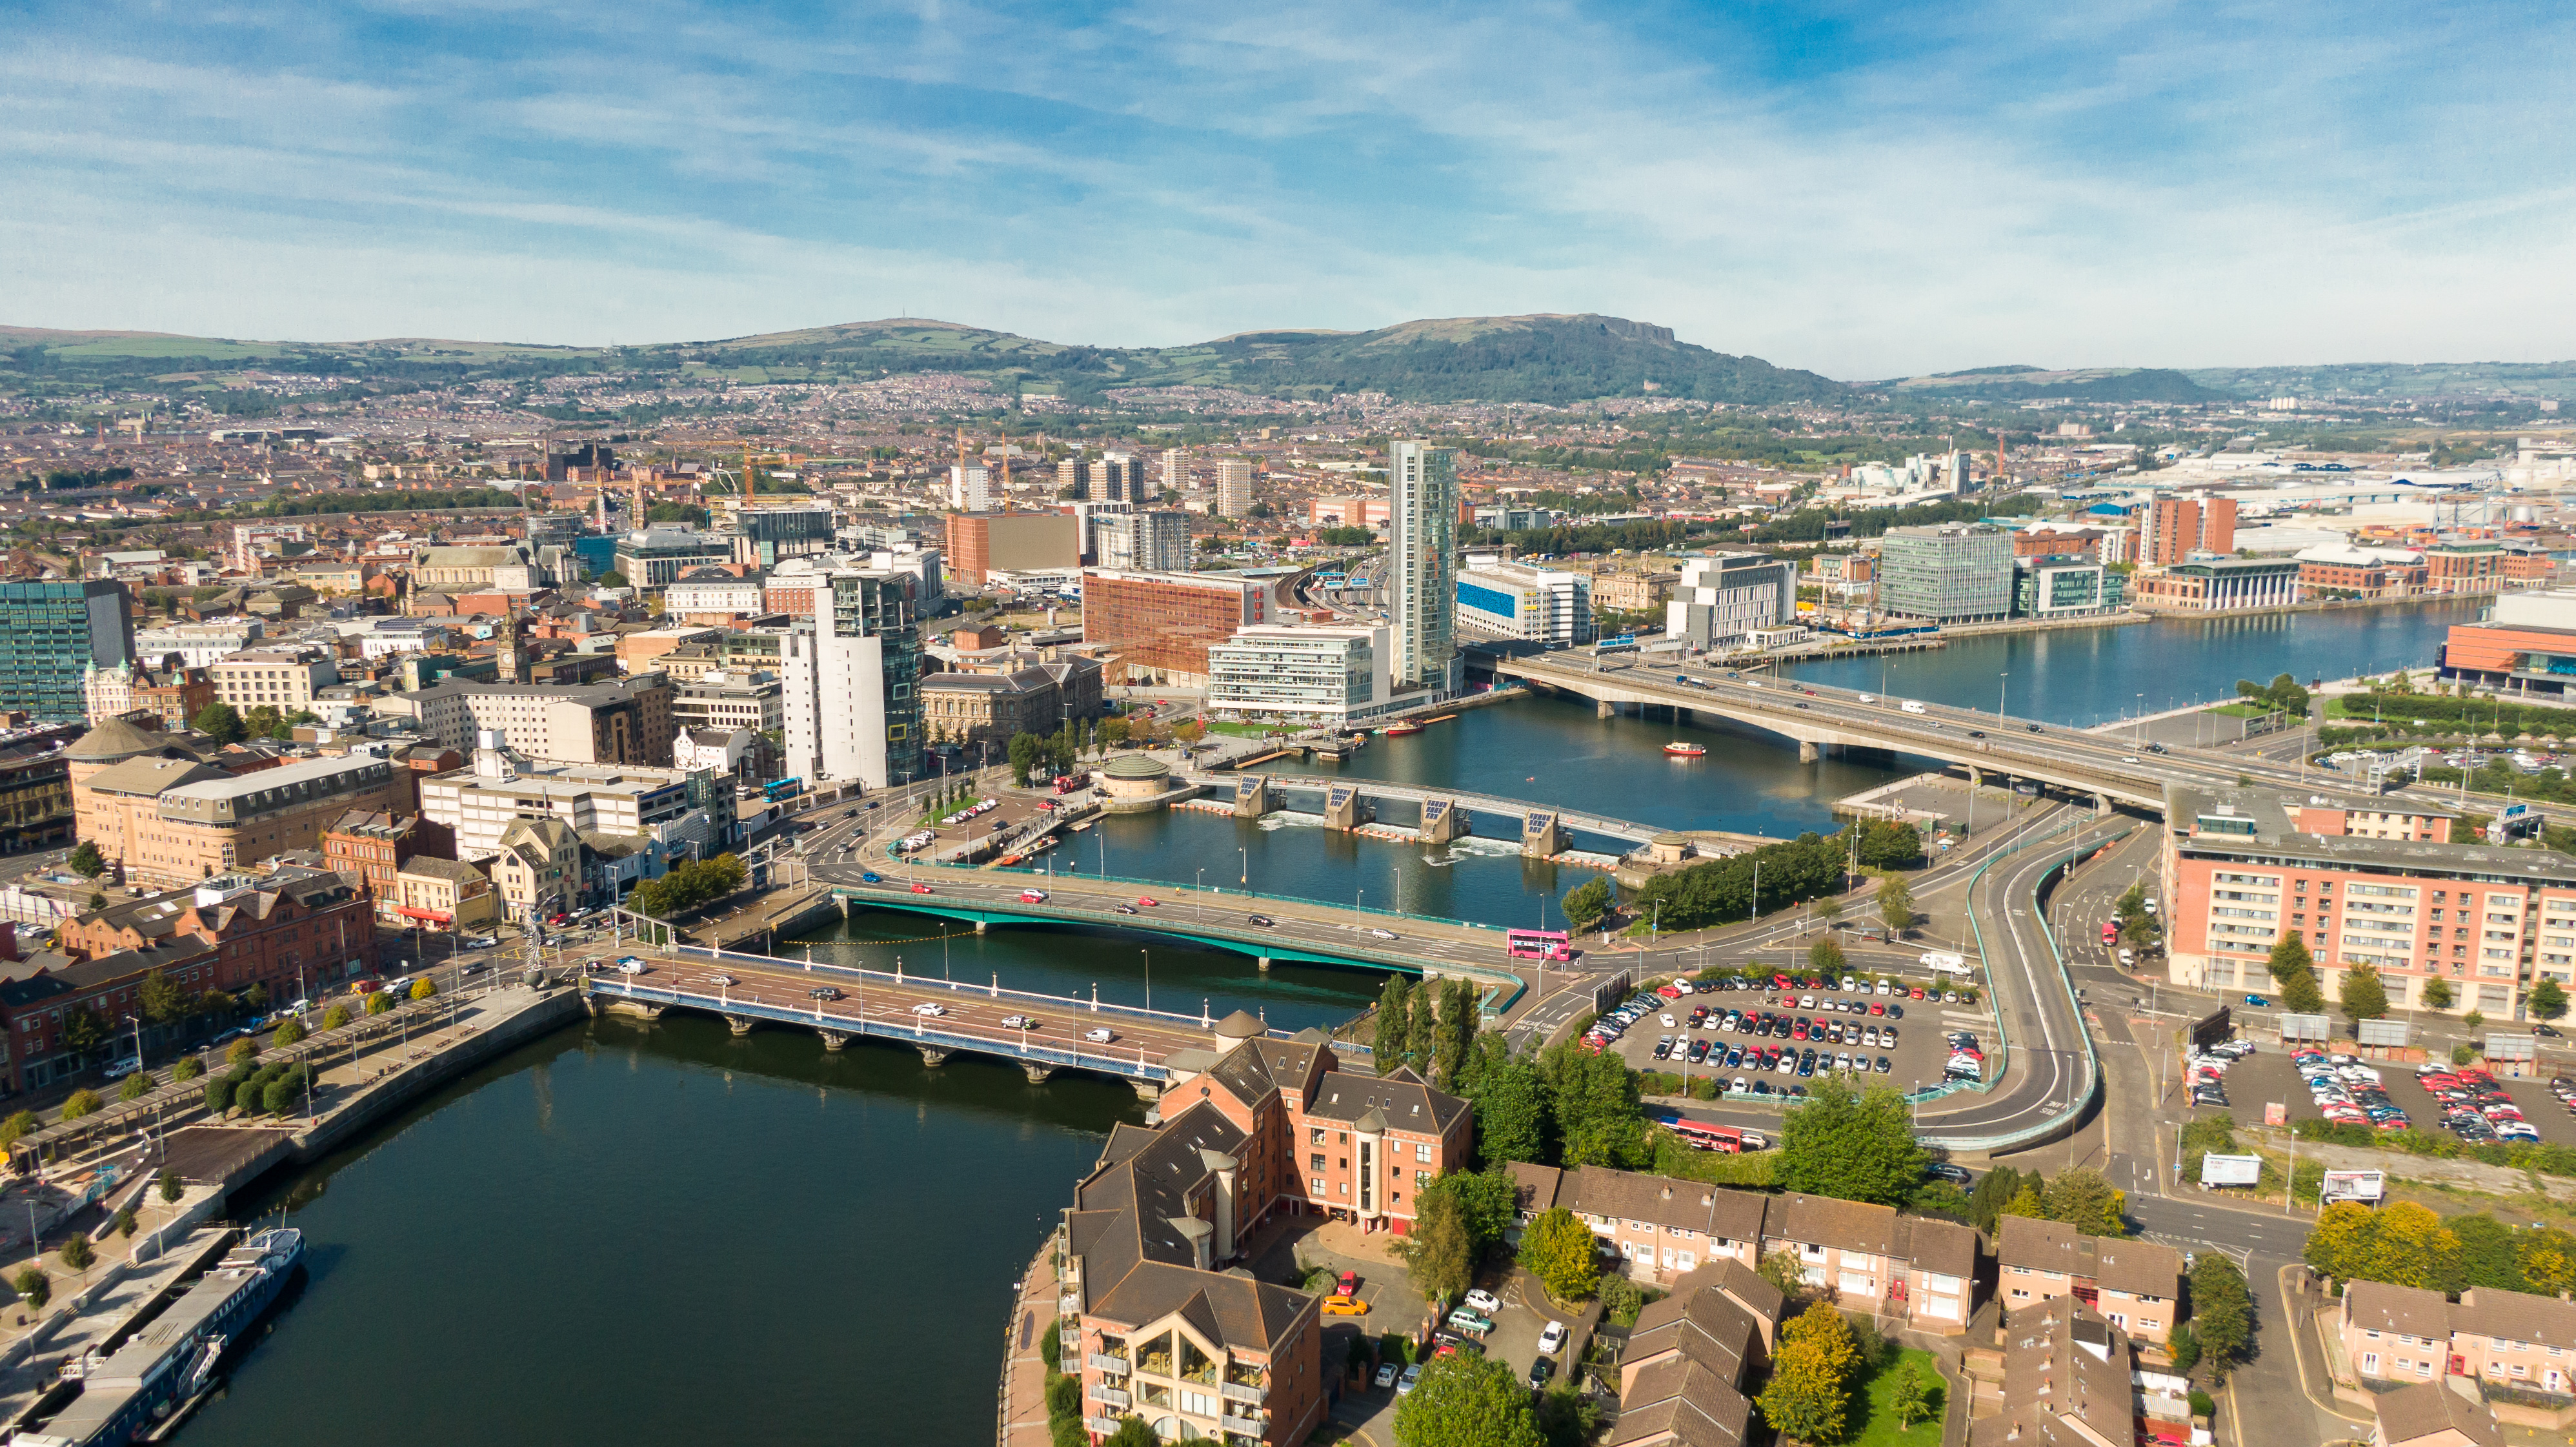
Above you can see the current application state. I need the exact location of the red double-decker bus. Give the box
[1664,1118,1769,1153]
[1506,928,1575,963]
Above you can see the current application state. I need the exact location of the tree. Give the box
[1758,1248,1810,1302]
[192,701,246,745]
[111,1207,134,1240]
[1007,731,1042,785]
[1877,875,1914,935]
[66,842,105,879]
[0,1110,33,1156]
[139,968,184,1025]
[1519,1208,1599,1304]
[272,1018,305,1049]
[2462,1009,2486,1032]
[2281,967,2326,1015]
[1375,976,1413,1073]
[157,1168,181,1204]
[2266,931,2315,987]
[2449,1213,2525,1293]
[59,1089,101,1121]
[2167,1322,2201,1375]
[1561,877,1612,933]
[170,1056,202,1083]
[2305,1201,2461,1290]
[1778,1077,1925,1207]
[62,1008,109,1058]
[2530,978,2570,1021]
[1393,1353,1545,1447]
[1758,1331,1852,1443]
[13,1268,47,1312]
[321,1003,350,1031]
[1433,979,1476,1088]
[2519,1228,2576,1297]
[2339,963,2390,1022]
[410,977,436,1001]
[2000,1184,2046,1220]
[1538,1040,1647,1169]
[225,1038,257,1067]
[59,1235,93,1272]
[1887,1361,1932,1431]
[366,990,393,1015]
[1404,1189,1474,1308]
[204,1077,233,1115]
[2040,1167,2128,1238]
[1461,1037,1551,1166]
[1815,895,1844,927]
[1418,1167,1520,1258]
[598,569,630,589]
[2422,976,2455,1011]
[117,1073,148,1102]
[2188,1253,2253,1382]
[1964,1167,2030,1234]
[1808,936,1845,975]
[261,1078,296,1116]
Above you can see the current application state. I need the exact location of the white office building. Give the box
[1214,460,1254,520]
[1094,511,1192,572]
[1664,552,1798,649]
[1387,441,1462,694]
[133,618,265,669]
[419,732,736,858]
[1456,562,1593,645]
[782,608,894,789]
[1162,447,1191,493]
[1207,624,1397,728]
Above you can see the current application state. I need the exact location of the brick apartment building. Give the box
[2337,1278,2576,1395]
[75,750,405,887]
[1994,1215,2184,1344]
[1607,1259,1786,1447]
[2426,542,2507,595]
[2146,496,2237,566]
[1506,1165,1979,1333]
[1062,1013,1461,1446]
[2161,781,2576,1018]
[323,811,457,924]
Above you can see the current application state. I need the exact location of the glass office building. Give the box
[0,581,134,721]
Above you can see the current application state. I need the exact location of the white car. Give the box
[1001,1014,1034,1029]
[912,1003,945,1017]
[1538,1321,1568,1356]
[708,975,738,987]
[1369,928,1398,940]
[1396,1364,1422,1397]
[616,960,648,976]
[1462,1288,1502,1313]
[1659,1014,1676,1028]
[1085,1027,1116,1043]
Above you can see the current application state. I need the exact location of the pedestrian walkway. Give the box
[997,1235,1061,1447]
[0,1214,229,1428]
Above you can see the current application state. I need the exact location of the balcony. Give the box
[1090,1353,1131,1376]
[1088,1385,1132,1411]
[1084,1418,1123,1436]
[1221,1413,1265,1436]
[1220,1381,1267,1406]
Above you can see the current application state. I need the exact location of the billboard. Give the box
[2356,1018,2410,1048]
[2200,1153,2262,1188]
[2486,1033,2537,1062]
[2320,1170,2386,1206]
[2278,1013,2331,1043]
[2188,1006,2233,1050]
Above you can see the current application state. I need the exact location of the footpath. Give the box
[998,1233,1062,1447]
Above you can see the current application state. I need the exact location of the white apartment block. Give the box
[134,619,265,669]
[1214,460,1253,520]
[1096,511,1192,573]
[419,734,731,858]
[210,649,339,711]
[1456,562,1592,645]
[782,611,894,789]
[1387,441,1461,694]
[665,574,769,616]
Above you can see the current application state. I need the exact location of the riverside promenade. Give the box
[998,1233,1062,1447]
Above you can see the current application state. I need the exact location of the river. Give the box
[165,598,2479,1444]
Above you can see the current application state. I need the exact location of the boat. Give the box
[1382,721,1424,736]
[1664,742,1707,757]
[15,1228,305,1447]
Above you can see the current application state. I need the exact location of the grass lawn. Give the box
[1847,1348,1944,1447]
[1204,720,1291,738]
[2206,702,2271,718]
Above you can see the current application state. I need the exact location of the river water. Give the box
[168,599,2480,1445]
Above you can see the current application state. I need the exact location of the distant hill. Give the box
[1875,366,2225,403]
[0,314,1845,407]
[2179,360,2576,402]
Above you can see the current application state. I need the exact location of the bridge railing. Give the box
[587,976,1168,1079]
[663,940,1259,1034]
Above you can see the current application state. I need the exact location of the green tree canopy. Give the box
[1807,936,1845,975]
[1403,1188,1474,1308]
[1560,877,1612,933]
[1460,1035,1551,1165]
[66,842,105,879]
[1519,1208,1599,1304]
[2188,1253,2253,1382]
[1877,874,1914,934]
[1393,1353,1545,1447]
[1778,1077,1926,1206]
[2420,976,2455,1011]
[191,700,246,745]
[1537,1040,1647,1169]
[2530,977,2569,1021]
[1417,1167,1520,1257]
[2266,930,2315,986]
[2339,962,2390,1022]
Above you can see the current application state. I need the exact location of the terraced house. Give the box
[1995,1215,2184,1344]
[2336,1279,2576,1396]
[1607,1259,1786,1447]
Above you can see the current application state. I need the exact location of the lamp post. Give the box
[1141,948,1152,1013]
[1195,868,1205,920]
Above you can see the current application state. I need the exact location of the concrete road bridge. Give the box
[1498,653,2354,816]
[1177,770,1664,851]
[574,940,1361,1092]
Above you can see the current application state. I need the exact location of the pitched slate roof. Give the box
[2345,1279,2454,1342]
[1764,1193,1898,1258]
[2373,1379,2504,1447]
[2090,1237,2180,1299]
[1996,1215,2085,1275]
[1998,1300,2136,1447]
[2453,1285,2576,1351]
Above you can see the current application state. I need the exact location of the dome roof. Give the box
[66,715,181,764]
[1650,831,1692,847]
[1102,753,1171,780]
[1214,1008,1264,1040]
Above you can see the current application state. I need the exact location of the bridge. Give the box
[574,940,1365,1093]
[808,868,1535,1011]
[1497,653,2339,815]
[1179,770,1665,849]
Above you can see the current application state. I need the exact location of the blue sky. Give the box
[5,0,2571,377]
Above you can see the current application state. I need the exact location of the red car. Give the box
[1136,897,1160,908]
[1869,1002,1887,1016]
[1909,987,1926,1000]
[911,882,936,895]
[1336,1271,1359,1298]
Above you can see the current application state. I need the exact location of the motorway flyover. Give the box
[1498,653,2384,816]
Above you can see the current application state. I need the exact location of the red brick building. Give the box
[323,810,455,923]
[2146,497,2236,566]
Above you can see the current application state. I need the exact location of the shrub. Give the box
[365,991,392,1016]
[117,1073,149,1102]
[272,1018,305,1049]
[13,1267,47,1311]
[157,1169,181,1204]
[411,977,436,1001]
[261,1079,296,1117]
[225,1039,257,1067]
[2188,1390,2215,1419]
[170,1057,203,1084]
[58,1235,92,1271]
[1040,1319,1064,1373]
[58,1089,100,1121]
[112,1207,135,1239]
[1045,1373,1078,1419]
[0,1111,32,1153]
[321,1004,350,1031]
[2451,1044,2477,1068]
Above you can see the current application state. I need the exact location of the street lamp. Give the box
[1141,948,1152,1013]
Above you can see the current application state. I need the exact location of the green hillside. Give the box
[2179,360,2576,402]
[1877,366,2224,403]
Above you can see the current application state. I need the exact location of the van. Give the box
[1899,700,1927,714]
[1920,952,1973,978]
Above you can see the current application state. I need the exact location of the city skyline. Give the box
[6,1,2572,378]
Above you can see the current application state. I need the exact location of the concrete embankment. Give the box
[280,984,585,1164]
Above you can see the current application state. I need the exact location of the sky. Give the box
[5,0,2573,379]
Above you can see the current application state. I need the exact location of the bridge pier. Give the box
[723,1014,756,1037]
[1522,809,1568,858]
[1257,956,1271,972]
[917,1046,949,1067]
[1131,1079,1161,1100]
[1420,797,1465,845]
[1596,698,1614,720]
[818,1030,850,1051]
[1233,774,1272,819]
[2095,792,2113,818]
[973,920,987,935]
[1967,765,1983,790]
[1021,1062,1056,1084]
[603,1000,665,1020]
[1323,784,1363,833]
[1798,741,1820,764]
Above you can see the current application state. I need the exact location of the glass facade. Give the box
[829,572,924,784]
[1080,571,1262,683]
[0,581,133,720]
[1878,526,2013,622]
[1389,442,1459,691]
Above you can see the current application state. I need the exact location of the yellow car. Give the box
[1320,1295,1371,1317]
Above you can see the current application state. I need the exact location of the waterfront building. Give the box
[1993,1215,2181,1344]
[1592,566,1680,613]
[2158,780,2576,1018]
[2296,545,2426,599]
[394,855,498,931]
[1664,552,1798,647]
[2129,556,2300,612]
[210,648,339,714]
[2337,1279,2576,1397]
[1455,562,1592,645]
[780,582,924,790]
[1095,511,1193,573]
[322,809,452,924]
[2146,496,2237,565]
[132,618,263,670]
[0,581,136,722]
[1387,441,1462,693]
[1081,569,1271,686]
[488,816,581,921]
[1214,460,1253,519]
[2426,541,2507,595]
[1206,625,1396,728]
[74,751,402,887]
[2010,556,2124,619]
[945,511,1081,585]
[2438,589,2576,693]
[418,734,736,861]
[1876,525,2012,623]
[920,657,1100,752]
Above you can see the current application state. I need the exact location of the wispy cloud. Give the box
[3,0,2570,375]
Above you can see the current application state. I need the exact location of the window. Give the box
[1311,1178,1324,1194]
[2360,1352,2379,1375]
[1414,1142,1433,1163]
[1309,1154,1324,1172]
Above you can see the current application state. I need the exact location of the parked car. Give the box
[1322,1296,1370,1317]
[1537,1321,1568,1356]
[1374,1362,1399,1389]
[1463,1288,1501,1314]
